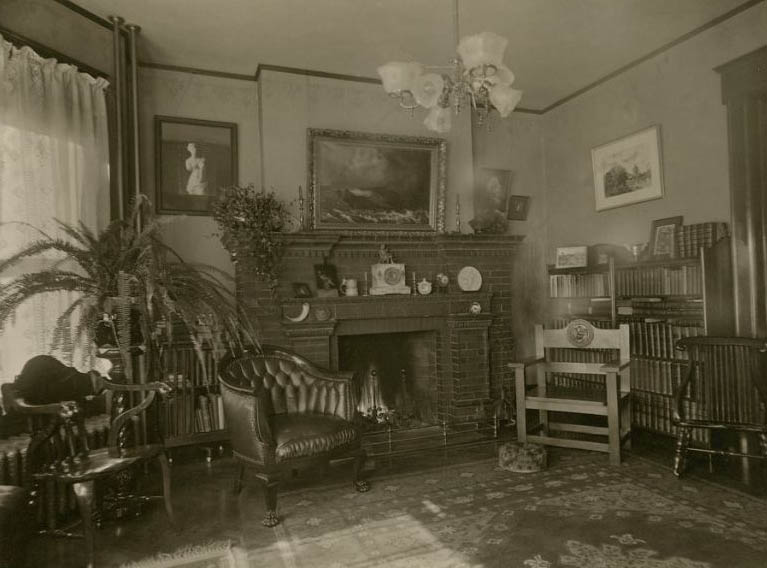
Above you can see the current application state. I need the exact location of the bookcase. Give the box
[547,235,733,440]
[159,343,228,457]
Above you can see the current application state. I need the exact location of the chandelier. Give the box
[377,0,522,134]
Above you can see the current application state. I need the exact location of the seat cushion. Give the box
[273,414,359,462]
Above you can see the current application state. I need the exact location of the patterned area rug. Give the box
[128,451,767,568]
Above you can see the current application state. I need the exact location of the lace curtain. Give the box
[0,34,110,382]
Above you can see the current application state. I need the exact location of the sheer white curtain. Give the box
[0,34,110,382]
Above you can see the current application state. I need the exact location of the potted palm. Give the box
[0,196,257,382]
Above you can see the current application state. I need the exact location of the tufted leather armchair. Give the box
[219,345,369,527]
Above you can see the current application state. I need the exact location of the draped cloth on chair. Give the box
[0,33,110,382]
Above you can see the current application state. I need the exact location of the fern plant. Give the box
[0,196,257,381]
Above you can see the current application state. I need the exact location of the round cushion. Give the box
[498,441,547,473]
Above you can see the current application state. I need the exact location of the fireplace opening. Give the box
[338,331,437,429]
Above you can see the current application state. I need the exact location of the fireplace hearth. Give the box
[235,233,522,429]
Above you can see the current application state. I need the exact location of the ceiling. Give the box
[74,0,754,111]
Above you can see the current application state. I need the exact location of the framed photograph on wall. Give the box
[649,216,683,259]
[507,195,530,220]
[591,125,664,211]
[474,167,512,219]
[307,128,447,233]
[555,246,589,269]
[155,116,238,215]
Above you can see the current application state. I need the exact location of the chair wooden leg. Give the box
[759,432,767,458]
[258,475,280,527]
[233,462,245,494]
[157,453,175,526]
[353,449,370,492]
[73,480,96,568]
[606,371,621,465]
[673,427,691,477]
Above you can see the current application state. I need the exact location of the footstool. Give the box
[498,441,547,473]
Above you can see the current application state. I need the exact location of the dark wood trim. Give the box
[0,25,110,80]
[255,63,541,114]
[255,63,381,84]
[542,0,765,113]
[139,61,256,82]
[53,0,129,38]
[716,45,767,103]
[53,0,112,30]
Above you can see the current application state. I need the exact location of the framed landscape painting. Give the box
[591,125,664,211]
[155,116,238,215]
[307,129,447,233]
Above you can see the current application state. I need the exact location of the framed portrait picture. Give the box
[314,262,340,298]
[307,129,447,233]
[649,216,683,259]
[591,125,664,211]
[292,282,313,298]
[507,195,530,221]
[154,116,238,215]
[474,167,512,218]
[555,246,589,269]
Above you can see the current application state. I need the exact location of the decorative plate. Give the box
[457,266,482,292]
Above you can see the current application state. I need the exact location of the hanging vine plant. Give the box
[212,185,291,283]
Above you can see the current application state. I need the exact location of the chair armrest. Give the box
[101,377,172,395]
[601,358,632,373]
[507,357,546,370]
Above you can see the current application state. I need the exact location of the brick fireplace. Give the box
[235,233,522,424]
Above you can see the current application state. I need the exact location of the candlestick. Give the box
[455,195,461,234]
[412,271,417,295]
[363,272,369,296]
[298,185,304,230]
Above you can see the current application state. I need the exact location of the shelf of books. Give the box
[547,257,616,325]
[547,231,732,443]
[160,344,228,449]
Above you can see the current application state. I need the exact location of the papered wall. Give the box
[0,0,112,75]
[138,67,261,279]
[540,2,767,263]
[257,70,475,234]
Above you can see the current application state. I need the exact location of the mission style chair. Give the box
[1,373,174,568]
[219,345,369,527]
[672,336,767,478]
[510,320,632,465]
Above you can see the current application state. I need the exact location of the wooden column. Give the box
[717,46,767,337]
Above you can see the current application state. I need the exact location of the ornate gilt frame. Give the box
[306,128,447,234]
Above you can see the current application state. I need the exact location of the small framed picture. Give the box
[292,282,313,298]
[555,246,589,269]
[314,262,340,297]
[649,216,683,259]
[507,195,530,220]
[154,116,238,215]
[591,125,664,211]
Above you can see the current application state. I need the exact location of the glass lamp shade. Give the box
[377,61,424,94]
[457,31,508,71]
[423,106,451,133]
[412,73,445,109]
[489,85,523,118]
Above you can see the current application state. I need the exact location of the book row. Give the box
[161,346,219,388]
[626,321,703,359]
[549,273,609,298]
[615,264,702,296]
[630,358,688,396]
[161,389,225,437]
[632,389,710,445]
[675,222,729,259]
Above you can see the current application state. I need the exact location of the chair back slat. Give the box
[677,337,767,426]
